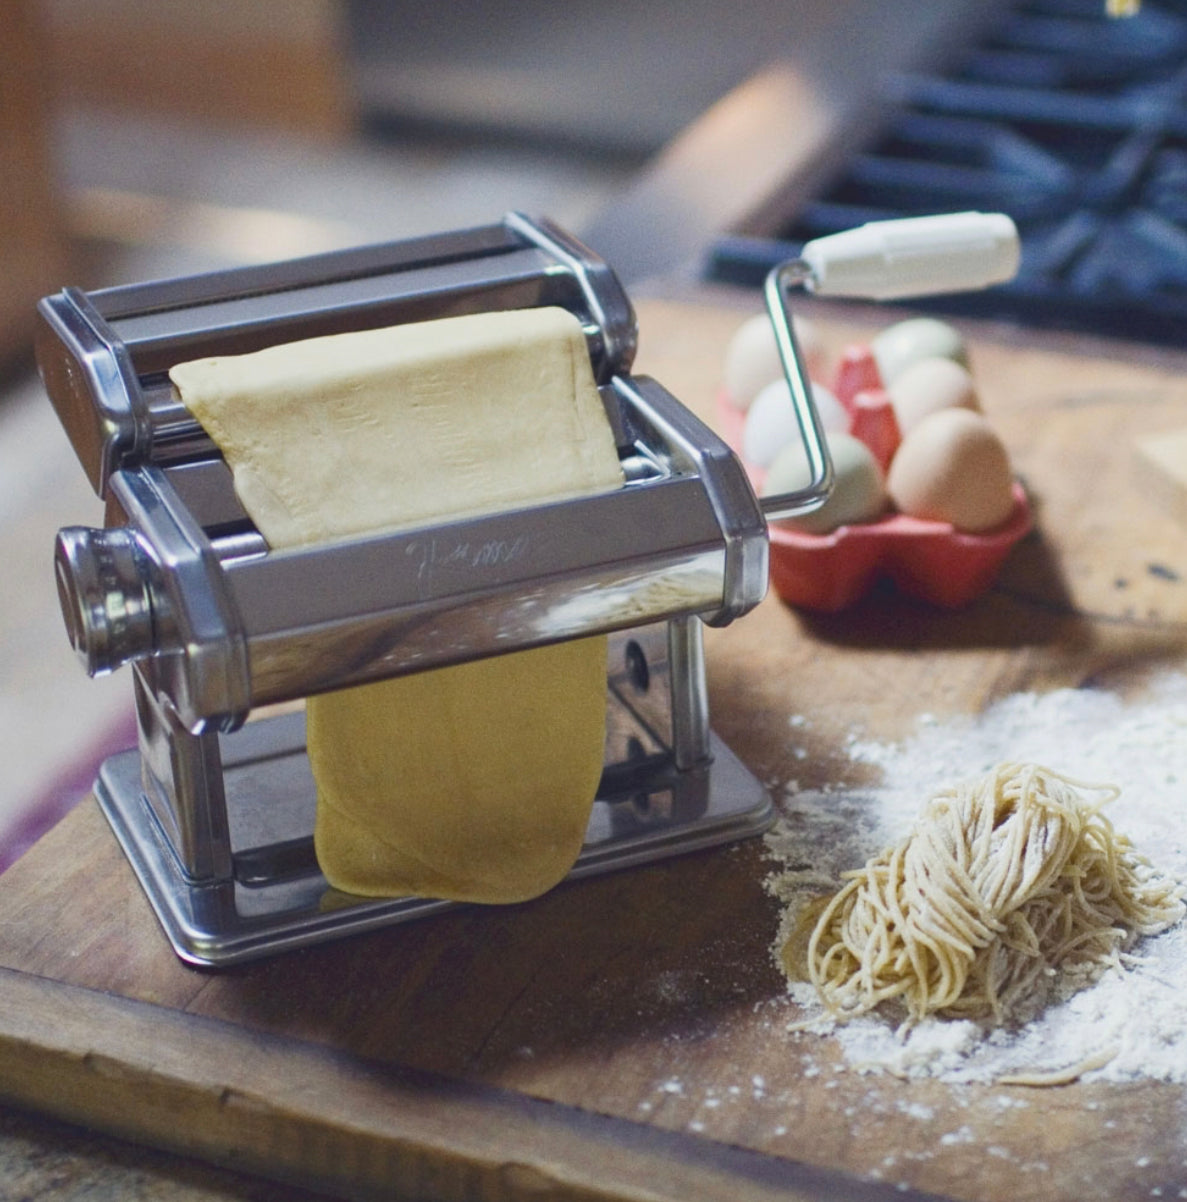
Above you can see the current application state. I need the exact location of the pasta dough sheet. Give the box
[170,306,622,549]
[170,307,624,902]
[307,637,608,903]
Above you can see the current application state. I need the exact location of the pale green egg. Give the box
[764,432,886,534]
[871,317,968,385]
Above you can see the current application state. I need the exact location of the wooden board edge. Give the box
[0,964,928,1202]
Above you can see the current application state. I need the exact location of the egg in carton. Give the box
[720,313,1031,612]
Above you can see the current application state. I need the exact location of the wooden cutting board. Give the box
[2,293,1187,1202]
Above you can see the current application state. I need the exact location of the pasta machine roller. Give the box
[37,213,830,967]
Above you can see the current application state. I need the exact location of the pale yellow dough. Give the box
[170,306,621,548]
[307,637,608,902]
[169,307,624,902]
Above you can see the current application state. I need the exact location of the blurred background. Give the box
[3,0,1182,866]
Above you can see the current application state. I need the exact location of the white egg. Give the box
[886,408,1014,533]
[742,379,847,469]
[889,357,981,434]
[764,431,886,535]
[723,312,826,411]
[871,317,968,385]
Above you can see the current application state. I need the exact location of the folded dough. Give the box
[170,306,624,902]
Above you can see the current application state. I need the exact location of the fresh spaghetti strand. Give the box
[789,763,1184,1025]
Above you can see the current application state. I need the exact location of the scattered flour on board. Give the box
[766,672,1187,1084]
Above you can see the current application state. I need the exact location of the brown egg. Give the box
[888,357,981,435]
[886,409,1015,533]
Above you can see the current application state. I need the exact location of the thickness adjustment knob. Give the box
[54,527,156,676]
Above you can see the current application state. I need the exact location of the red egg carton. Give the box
[717,346,1031,611]
[764,483,1030,611]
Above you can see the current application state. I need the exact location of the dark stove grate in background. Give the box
[706,0,1187,346]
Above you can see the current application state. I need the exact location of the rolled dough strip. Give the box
[169,306,621,547]
[170,307,624,902]
[308,637,608,902]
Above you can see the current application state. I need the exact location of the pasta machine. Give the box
[37,213,833,967]
[38,210,1018,967]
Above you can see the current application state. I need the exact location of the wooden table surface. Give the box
[2,291,1186,1202]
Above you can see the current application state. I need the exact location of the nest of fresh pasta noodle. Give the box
[784,763,1184,1027]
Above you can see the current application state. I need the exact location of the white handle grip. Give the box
[800,211,1020,300]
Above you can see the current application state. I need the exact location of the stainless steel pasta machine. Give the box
[37,209,1017,966]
